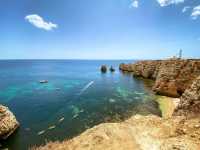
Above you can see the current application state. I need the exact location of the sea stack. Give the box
[0,105,19,140]
[101,65,107,73]
[110,66,115,72]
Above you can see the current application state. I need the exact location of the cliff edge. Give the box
[33,115,200,150]
[120,59,200,97]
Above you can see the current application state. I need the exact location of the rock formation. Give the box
[174,76,200,118]
[33,115,200,150]
[109,66,115,72]
[120,59,200,97]
[100,65,107,73]
[0,105,19,139]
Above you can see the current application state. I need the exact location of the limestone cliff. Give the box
[174,76,200,118]
[120,59,200,97]
[33,115,200,150]
[0,105,19,139]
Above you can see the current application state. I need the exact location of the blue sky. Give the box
[1,0,200,59]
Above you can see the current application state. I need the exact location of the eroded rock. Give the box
[100,65,107,73]
[120,59,200,98]
[0,105,19,139]
[174,76,200,117]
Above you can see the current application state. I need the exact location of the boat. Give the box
[39,80,48,84]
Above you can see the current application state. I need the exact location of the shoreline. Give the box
[33,106,200,150]
[155,95,180,119]
[26,59,200,149]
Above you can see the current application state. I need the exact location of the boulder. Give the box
[0,105,19,139]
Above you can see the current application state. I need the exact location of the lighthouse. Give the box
[179,49,182,59]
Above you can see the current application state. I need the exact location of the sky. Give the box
[1,0,200,59]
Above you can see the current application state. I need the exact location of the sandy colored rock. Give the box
[174,76,200,117]
[0,105,19,139]
[32,115,200,150]
[120,59,200,97]
[155,96,180,119]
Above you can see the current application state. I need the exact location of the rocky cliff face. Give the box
[120,59,200,97]
[0,105,19,139]
[33,115,200,150]
[174,76,200,118]
[120,60,161,79]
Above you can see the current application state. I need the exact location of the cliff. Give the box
[0,105,19,139]
[33,115,200,150]
[120,59,200,117]
[174,76,200,118]
[120,59,200,97]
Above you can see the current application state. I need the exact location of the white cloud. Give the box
[131,0,139,8]
[25,14,57,31]
[157,0,184,7]
[191,5,200,20]
[182,6,190,13]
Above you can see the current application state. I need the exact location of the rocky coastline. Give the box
[33,115,200,150]
[33,59,200,150]
[120,58,200,118]
[120,59,200,98]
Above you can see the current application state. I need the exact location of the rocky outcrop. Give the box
[174,76,200,118]
[0,105,19,139]
[33,115,200,150]
[100,65,107,73]
[120,60,161,79]
[120,59,200,97]
[109,66,115,72]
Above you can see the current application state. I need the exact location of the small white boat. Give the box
[39,80,48,84]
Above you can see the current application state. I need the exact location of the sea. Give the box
[0,60,161,150]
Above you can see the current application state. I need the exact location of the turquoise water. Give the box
[0,60,160,150]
